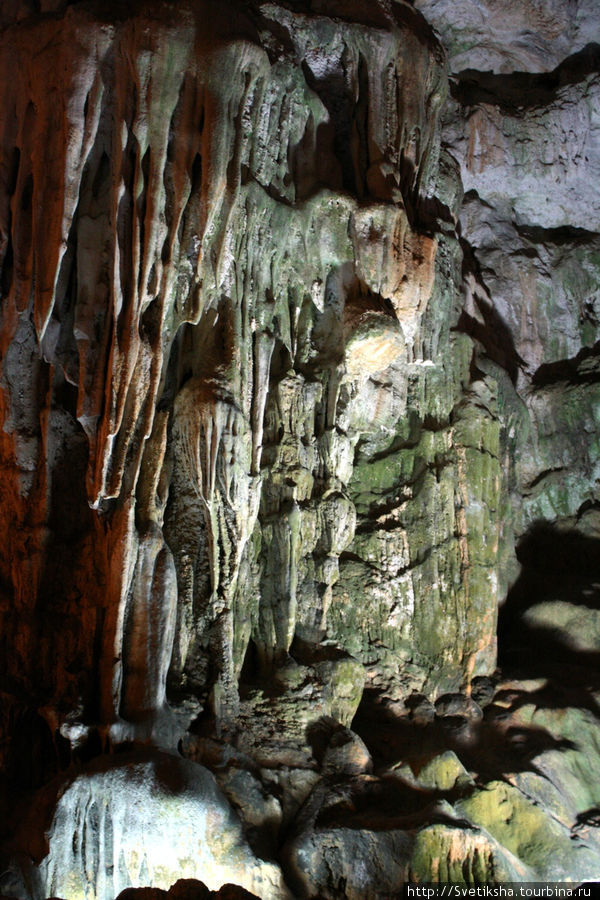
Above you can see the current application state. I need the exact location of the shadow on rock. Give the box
[352,687,577,785]
[498,521,600,680]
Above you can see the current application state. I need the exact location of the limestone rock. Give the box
[285,826,414,899]
[415,750,474,792]
[1,0,600,895]
[234,651,365,769]
[410,824,532,883]
[445,78,600,233]
[415,0,600,73]
[435,693,483,721]
[457,780,600,881]
[4,752,290,900]
[321,725,373,776]
[522,600,600,654]
[0,0,458,768]
[213,766,283,857]
[509,702,600,826]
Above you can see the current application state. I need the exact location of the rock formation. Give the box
[0,0,599,897]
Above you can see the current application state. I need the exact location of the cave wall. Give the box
[0,1,599,897]
[0,0,497,752]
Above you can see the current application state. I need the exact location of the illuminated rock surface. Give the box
[0,0,599,897]
[4,752,288,900]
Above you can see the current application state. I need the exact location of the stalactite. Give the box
[4,1,599,896]
[172,375,262,727]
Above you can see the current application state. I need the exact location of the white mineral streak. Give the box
[172,377,261,725]
[38,755,291,900]
[117,531,178,741]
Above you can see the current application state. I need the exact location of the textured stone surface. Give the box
[3,752,289,900]
[0,0,460,755]
[414,0,600,73]
[0,0,599,896]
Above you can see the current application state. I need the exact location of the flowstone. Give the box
[1,0,600,895]
[5,752,289,900]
